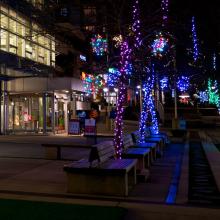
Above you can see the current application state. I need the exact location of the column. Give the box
[0,81,2,135]
[42,93,47,134]
[64,101,68,133]
[3,81,8,134]
[51,92,55,134]
[70,94,76,119]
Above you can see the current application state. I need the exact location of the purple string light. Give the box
[132,0,141,48]
[114,40,131,159]
[161,0,169,26]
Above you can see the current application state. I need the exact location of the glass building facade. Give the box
[0,3,55,67]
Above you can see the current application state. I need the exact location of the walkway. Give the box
[0,131,219,219]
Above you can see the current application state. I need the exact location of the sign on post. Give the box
[68,119,80,135]
[84,119,96,136]
[179,119,186,130]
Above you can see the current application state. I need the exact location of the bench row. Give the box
[63,130,168,196]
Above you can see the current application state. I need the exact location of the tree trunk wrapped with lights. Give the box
[114,40,131,159]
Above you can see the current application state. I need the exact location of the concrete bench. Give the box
[132,131,164,157]
[123,134,156,163]
[42,143,91,160]
[63,141,137,196]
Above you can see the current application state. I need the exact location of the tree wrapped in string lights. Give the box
[132,0,141,48]
[161,0,169,26]
[213,53,217,70]
[114,40,132,159]
[147,65,159,135]
[192,16,199,62]
[138,69,151,144]
[139,65,159,143]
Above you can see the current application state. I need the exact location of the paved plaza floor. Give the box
[0,128,219,219]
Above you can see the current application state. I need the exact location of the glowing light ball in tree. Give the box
[199,91,208,103]
[112,35,123,48]
[160,77,168,90]
[107,68,120,87]
[91,34,108,56]
[94,75,105,95]
[151,33,169,57]
[177,76,190,92]
[81,72,94,95]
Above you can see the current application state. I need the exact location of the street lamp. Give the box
[114,88,118,104]
[136,85,142,112]
[103,87,111,130]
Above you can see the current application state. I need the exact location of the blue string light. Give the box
[160,77,169,90]
[139,66,159,143]
[213,53,217,70]
[199,91,208,103]
[192,17,199,62]
[107,68,120,87]
[149,65,159,135]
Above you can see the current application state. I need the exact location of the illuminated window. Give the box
[17,36,25,57]
[9,9,16,18]
[51,40,55,51]
[9,33,17,54]
[0,14,8,28]
[38,46,45,63]
[38,35,44,47]
[45,49,50,65]
[60,8,68,17]
[0,5,55,67]
[9,18,16,33]
[32,31,38,42]
[25,41,32,59]
[84,25,95,32]
[17,23,25,37]
[83,7,96,16]
[0,29,7,51]
[51,51,55,66]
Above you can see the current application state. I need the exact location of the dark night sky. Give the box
[170,0,220,50]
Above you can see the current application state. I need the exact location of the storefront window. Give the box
[8,95,52,133]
